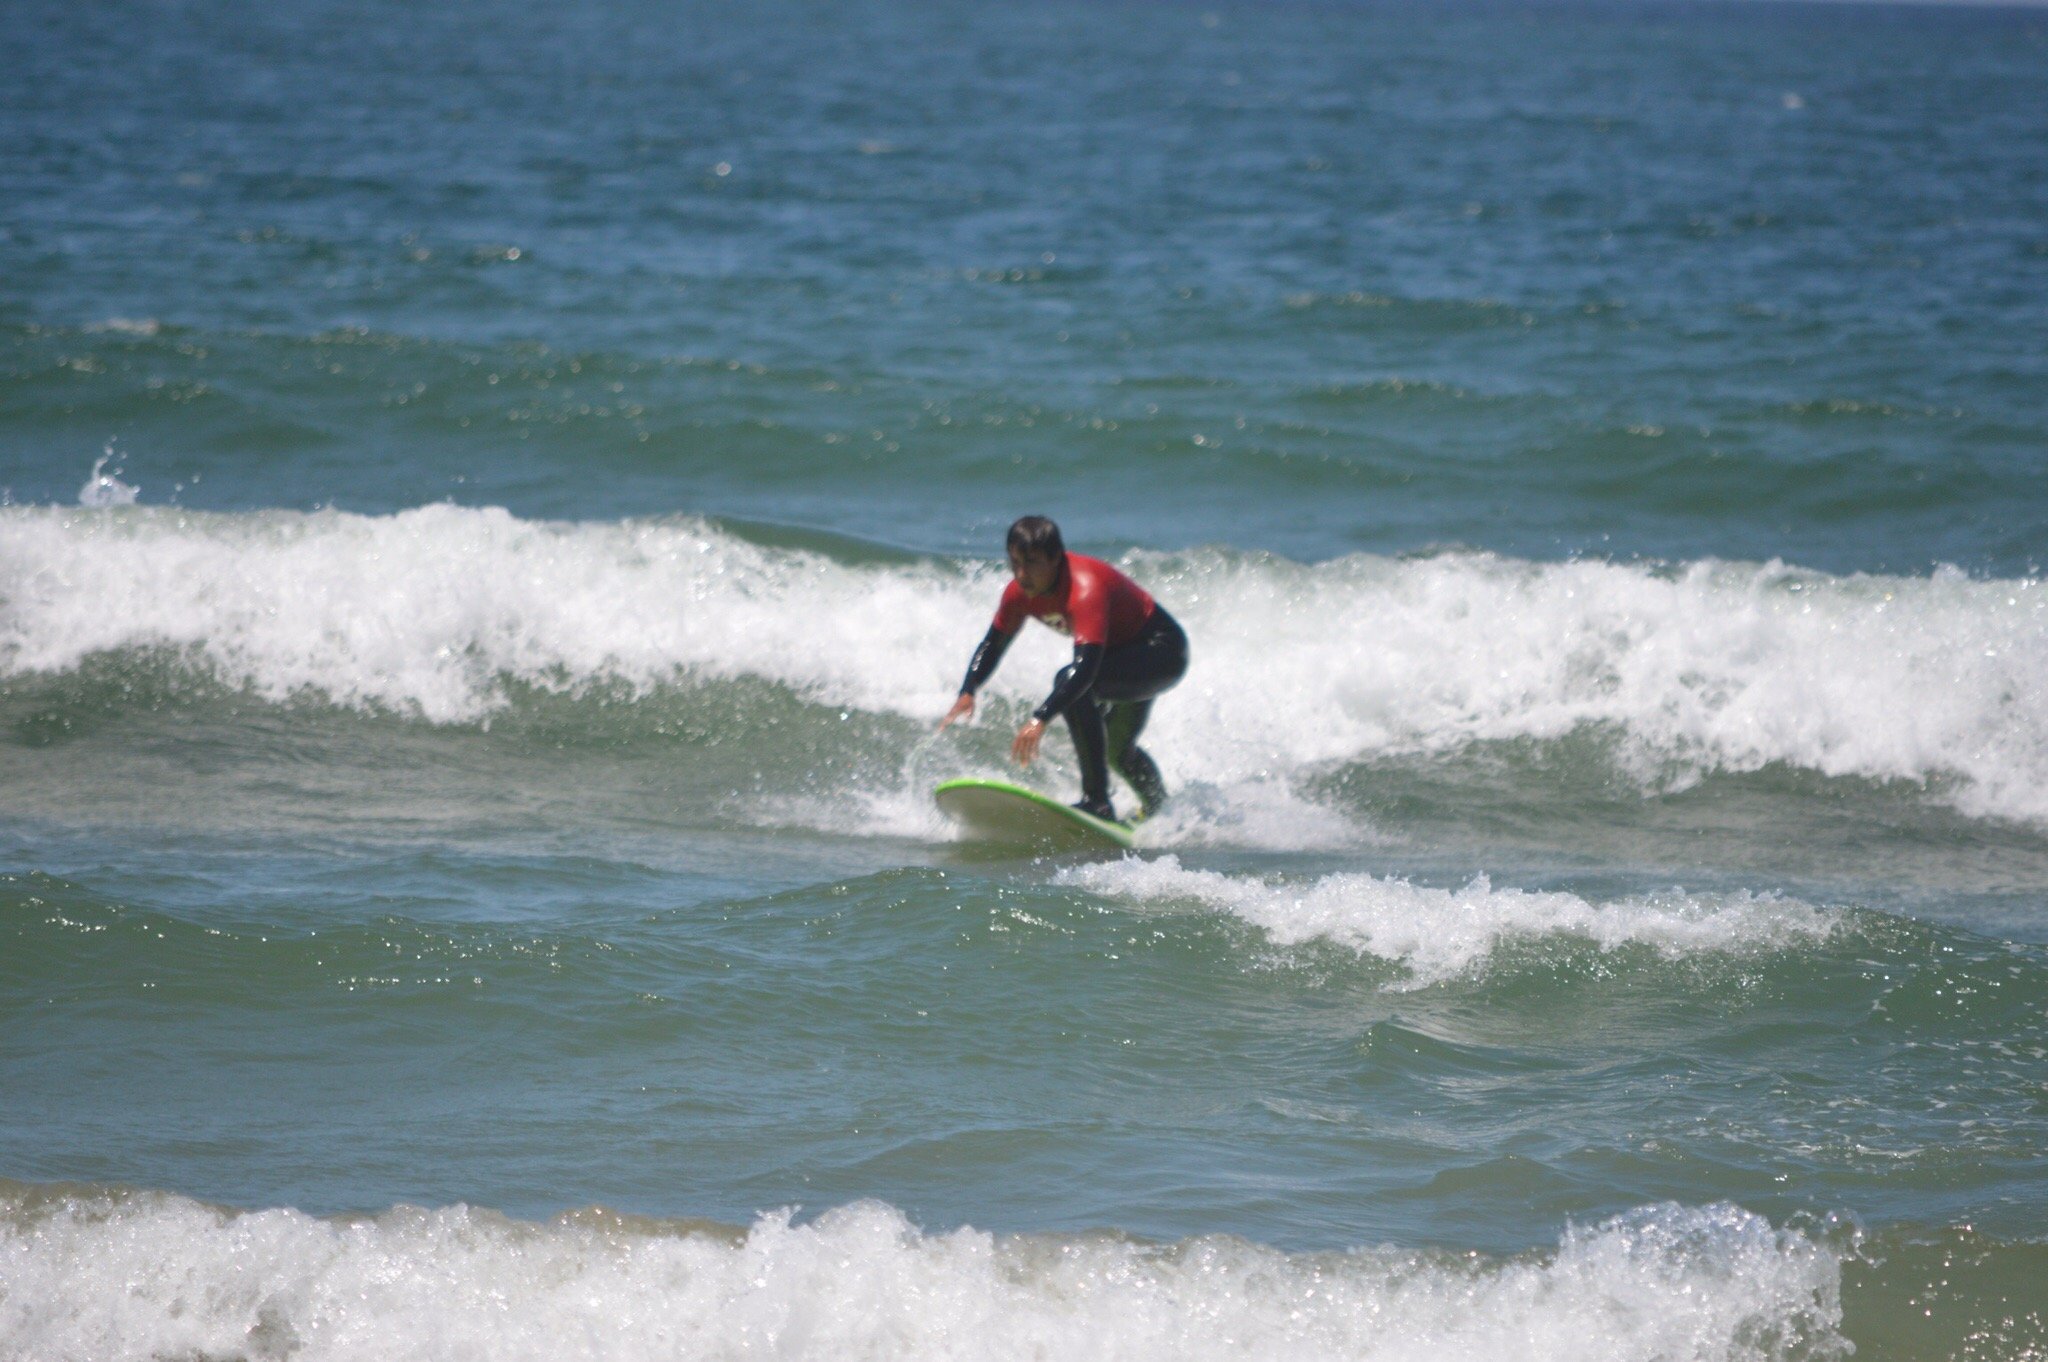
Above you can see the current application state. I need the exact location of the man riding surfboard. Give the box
[939,516,1189,823]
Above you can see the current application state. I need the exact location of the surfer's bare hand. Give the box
[939,692,975,731]
[1011,718,1046,765]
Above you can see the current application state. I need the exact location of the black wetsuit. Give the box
[959,605,1189,817]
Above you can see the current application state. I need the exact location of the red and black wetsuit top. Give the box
[990,553,1156,647]
[959,554,1159,722]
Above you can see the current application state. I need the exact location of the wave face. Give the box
[9,849,2045,1256]
[4,505,2043,832]
[0,1186,1851,1362]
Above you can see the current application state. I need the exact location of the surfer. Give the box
[939,516,1188,822]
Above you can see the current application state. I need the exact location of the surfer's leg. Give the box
[1092,611,1183,820]
[1061,694,1115,817]
[1105,700,1167,817]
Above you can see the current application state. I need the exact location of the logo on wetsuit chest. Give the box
[1038,611,1071,636]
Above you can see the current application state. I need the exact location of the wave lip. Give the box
[1057,856,1840,988]
[0,1185,1848,1362]
[1140,546,2048,826]
[0,504,977,725]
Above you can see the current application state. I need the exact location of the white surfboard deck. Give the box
[933,778,1136,851]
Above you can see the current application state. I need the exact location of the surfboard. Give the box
[933,778,1136,851]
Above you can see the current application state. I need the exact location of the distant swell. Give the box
[0,1185,1849,1362]
[3,504,2045,825]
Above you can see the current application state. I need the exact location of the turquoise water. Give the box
[4,0,2048,1357]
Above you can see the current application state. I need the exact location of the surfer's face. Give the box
[1008,549,1062,596]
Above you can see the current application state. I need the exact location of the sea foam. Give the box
[0,1187,1848,1362]
[1056,856,1838,987]
[1140,545,2048,824]
[2,504,2043,825]
[0,505,974,724]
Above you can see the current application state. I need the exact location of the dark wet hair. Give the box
[1006,515,1065,561]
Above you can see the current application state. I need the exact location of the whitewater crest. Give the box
[0,1185,1848,1362]
[1055,855,1839,987]
[1,503,2044,825]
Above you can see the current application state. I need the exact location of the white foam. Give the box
[1056,856,1839,986]
[0,505,982,724]
[1141,547,2048,824]
[1129,773,1365,851]
[82,317,162,336]
[0,1189,1847,1362]
[76,453,139,508]
[3,504,2044,826]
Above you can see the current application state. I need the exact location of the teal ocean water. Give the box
[5,0,2048,1357]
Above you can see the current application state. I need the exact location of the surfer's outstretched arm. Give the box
[940,624,1016,730]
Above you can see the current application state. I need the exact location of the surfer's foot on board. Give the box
[1071,797,1117,822]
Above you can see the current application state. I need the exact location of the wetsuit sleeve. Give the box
[1032,642,1104,723]
[959,625,1014,696]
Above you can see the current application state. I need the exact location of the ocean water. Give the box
[4,0,2048,1357]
